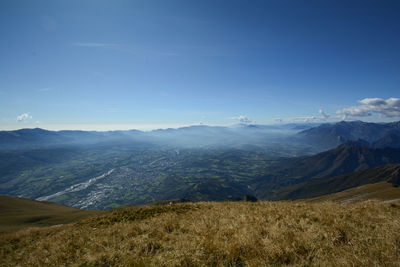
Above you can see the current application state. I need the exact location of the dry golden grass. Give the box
[1,201,400,266]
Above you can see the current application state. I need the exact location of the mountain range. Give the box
[1,120,400,209]
[299,120,400,149]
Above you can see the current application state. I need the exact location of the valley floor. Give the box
[1,201,400,266]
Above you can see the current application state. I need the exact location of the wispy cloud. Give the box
[72,42,119,48]
[38,87,52,92]
[230,115,252,124]
[277,109,335,123]
[289,116,318,123]
[17,113,32,122]
[337,98,400,119]
[72,42,177,57]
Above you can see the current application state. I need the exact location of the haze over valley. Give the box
[1,120,400,209]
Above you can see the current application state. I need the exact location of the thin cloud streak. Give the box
[38,87,52,92]
[72,42,119,48]
[72,42,177,56]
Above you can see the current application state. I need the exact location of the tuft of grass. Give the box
[81,203,199,227]
[1,201,400,266]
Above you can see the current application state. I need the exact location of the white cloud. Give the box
[230,115,252,124]
[337,97,400,118]
[17,113,32,122]
[318,109,330,119]
[359,98,387,106]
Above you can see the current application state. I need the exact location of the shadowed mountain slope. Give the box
[275,163,400,200]
[254,142,400,199]
[373,132,400,149]
[279,141,400,179]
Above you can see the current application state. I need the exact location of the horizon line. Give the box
[0,121,327,132]
[2,119,397,132]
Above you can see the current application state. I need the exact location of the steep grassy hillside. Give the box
[306,182,400,204]
[0,196,100,233]
[1,201,399,266]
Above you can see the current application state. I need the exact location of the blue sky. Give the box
[1,0,399,130]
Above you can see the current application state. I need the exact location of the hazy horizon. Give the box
[2,119,400,133]
[0,121,301,131]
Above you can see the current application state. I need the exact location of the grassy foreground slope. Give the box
[0,195,100,233]
[1,201,400,266]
